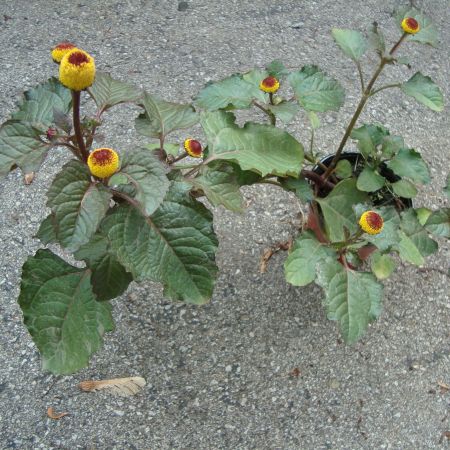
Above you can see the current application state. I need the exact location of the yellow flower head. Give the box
[184,139,203,158]
[359,211,384,235]
[87,148,120,178]
[259,76,280,94]
[59,48,96,91]
[401,17,420,34]
[51,42,77,63]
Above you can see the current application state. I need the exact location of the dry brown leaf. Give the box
[78,376,146,397]
[259,239,292,273]
[437,381,450,393]
[439,431,450,443]
[24,172,35,185]
[47,407,69,420]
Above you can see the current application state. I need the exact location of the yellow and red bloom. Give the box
[51,42,76,63]
[87,148,120,178]
[184,139,203,158]
[401,17,420,34]
[59,48,96,91]
[259,76,280,94]
[359,211,384,235]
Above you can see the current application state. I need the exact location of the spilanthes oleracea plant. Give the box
[0,7,448,375]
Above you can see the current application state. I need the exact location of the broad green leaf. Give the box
[145,142,180,157]
[195,75,265,110]
[89,72,141,112]
[391,179,417,198]
[400,209,438,257]
[367,22,385,54]
[415,207,432,226]
[267,101,300,124]
[200,111,303,177]
[308,111,321,129]
[396,7,438,47]
[191,162,245,213]
[357,166,385,192]
[317,259,383,343]
[288,65,345,112]
[381,135,404,158]
[397,230,424,265]
[135,91,198,139]
[370,251,396,280]
[401,73,444,112]
[104,182,218,304]
[117,148,169,216]
[335,159,353,179]
[387,148,430,184]
[74,232,133,301]
[317,178,368,242]
[12,77,71,125]
[284,231,335,286]
[18,249,114,374]
[46,160,112,252]
[332,29,368,60]
[424,209,450,238]
[36,214,58,245]
[280,176,313,202]
[350,124,389,158]
[266,60,289,78]
[242,69,269,92]
[0,120,51,177]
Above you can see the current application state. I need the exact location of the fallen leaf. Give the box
[47,407,69,420]
[289,367,301,378]
[437,381,450,394]
[439,431,450,443]
[24,172,35,185]
[259,239,292,273]
[78,376,146,397]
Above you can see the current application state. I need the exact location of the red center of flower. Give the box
[91,149,114,166]
[56,42,75,50]
[366,212,383,230]
[405,17,419,30]
[262,76,277,88]
[68,51,90,66]
[188,140,202,156]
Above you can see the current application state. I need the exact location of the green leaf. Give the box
[12,77,72,125]
[350,124,389,158]
[397,230,424,266]
[396,7,438,47]
[415,207,432,226]
[424,209,450,238]
[444,174,450,199]
[401,73,444,112]
[367,22,386,54]
[308,111,321,129]
[191,162,245,213]
[46,160,112,252]
[117,148,169,216]
[266,60,289,78]
[370,251,396,280]
[400,209,438,257]
[145,142,180,157]
[317,178,368,242]
[104,182,218,304]
[391,179,417,198]
[267,101,300,124]
[331,29,368,60]
[89,72,141,112]
[242,69,269,92]
[200,111,303,177]
[317,259,383,343]
[284,231,335,286]
[381,135,404,158]
[280,176,313,202]
[74,232,133,301]
[387,148,430,184]
[135,91,198,139]
[335,159,353,179]
[195,75,265,111]
[357,166,385,192]
[18,249,114,374]
[0,120,51,177]
[36,214,58,245]
[288,65,345,112]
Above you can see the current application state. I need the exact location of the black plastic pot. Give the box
[312,152,413,209]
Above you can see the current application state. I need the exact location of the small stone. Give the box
[178,1,188,11]
[114,410,125,416]
[225,365,232,373]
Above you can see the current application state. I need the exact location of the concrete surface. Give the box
[0,0,449,449]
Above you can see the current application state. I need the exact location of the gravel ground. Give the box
[0,1,449,449]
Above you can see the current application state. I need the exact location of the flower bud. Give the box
[259,76,280,94]
[401,17,420,34]
[184,139,203,158]
[51,42,76,63]
[359,211,384,235]
[87,148,120,179]
[59,48,96,91]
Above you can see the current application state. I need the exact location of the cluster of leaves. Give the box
[0,8,448,374]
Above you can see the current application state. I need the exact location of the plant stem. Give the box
[301,170,335,190]
[71,91,89,162]
[370,83,402,97]
[356,61,365,92]
[253,101,276,126]
[171,152,188,164]
[322,33,407,180]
